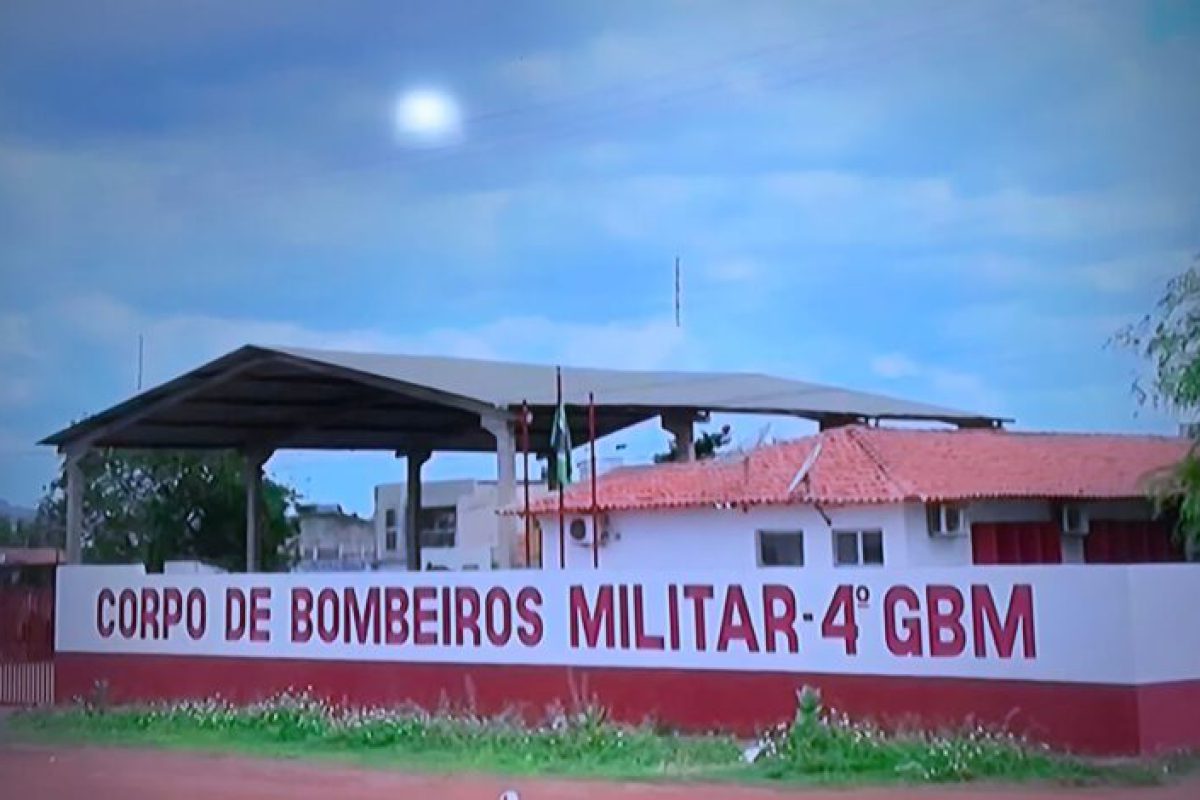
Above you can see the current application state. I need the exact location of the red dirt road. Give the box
[0,744,1197,800]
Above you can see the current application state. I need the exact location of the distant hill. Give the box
[0,499,36,522]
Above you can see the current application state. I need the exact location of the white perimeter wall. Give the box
[56,562,1200,686]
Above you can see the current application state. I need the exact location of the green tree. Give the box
[0,515,54,548]
[0,516,15,546]
[36,450,299,572]
[1115,256,1200,548]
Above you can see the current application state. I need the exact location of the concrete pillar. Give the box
[482,414,517,568]
[65,451,84,564]
[243,449,271,572]
[404,448,431,571]
[661,409,698,462]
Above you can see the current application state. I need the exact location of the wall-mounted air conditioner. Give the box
[926,503,967,538]
[565,514,612,547]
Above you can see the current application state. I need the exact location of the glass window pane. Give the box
[943,505,961,532]
[834,531,859,565]
[779,533,803,565]
[1064,505,1081,531]
[385,509,396,527]
[862,530,884,565]
[759,534,779,566]
[759,531,803,566]
[925,504,941,533]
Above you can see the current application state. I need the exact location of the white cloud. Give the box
[869,352,1001,415]
[0,426,38,454]
[939,301,1131,351]
[0,377,34,409]
[760,171,1186,245]
[705,259,760,284]
[1075,251,1192,296]
[33,293,695,390]
[495,54,569,94]
[869,353,921,380]
[0,313,37,358]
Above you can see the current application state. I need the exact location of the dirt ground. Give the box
[1,743,1199,800]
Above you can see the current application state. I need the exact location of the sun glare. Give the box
[393,88,463,147]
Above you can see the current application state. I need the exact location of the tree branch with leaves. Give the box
[34,450,300,572]
[1114,255,1200,548]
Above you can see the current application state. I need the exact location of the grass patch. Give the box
[6,686,1180,787]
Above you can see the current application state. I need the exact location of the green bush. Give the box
[14,685,1153,786]
[753,686,1082,783]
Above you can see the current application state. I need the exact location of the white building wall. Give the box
[899,502,973,567]
[1084,500,1155,521]
[374,482,406,563]
[427,483,501,571]
[966,499,1051,524]
[374,480,548,571]
[536,498,1168,572]
[539,503,910,572]
[296,514,376,555]
[294,512,377,571]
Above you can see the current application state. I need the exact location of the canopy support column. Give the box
[662,409,700,462]
[64,449,86,564]
[482,413,517,567]
[404,448,431,571]
[242,448,272,572]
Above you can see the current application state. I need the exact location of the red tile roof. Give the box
[521,426,1190,514]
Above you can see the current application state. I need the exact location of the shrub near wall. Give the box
[12,686,1166,786]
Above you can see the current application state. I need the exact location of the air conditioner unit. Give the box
[926,503,967,538]
[1060,503,1090,536]
[565,514,612,547]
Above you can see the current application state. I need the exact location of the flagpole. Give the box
[556,366,566,570]
[521,400,532,569]
[589,391,599,570]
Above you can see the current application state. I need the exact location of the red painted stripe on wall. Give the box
[53,653,1200,756]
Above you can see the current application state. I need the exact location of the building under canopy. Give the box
[42,345,1007,570]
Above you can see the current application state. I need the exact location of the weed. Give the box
[10,686,1169,787]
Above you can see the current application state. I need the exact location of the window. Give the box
[383,507,399,552]
[972,523,1061,565]
[1084,519,1183,564]
[926,503,964,536]
[419,506,457,549]
[757,530,804,566]
[833,530,884,566]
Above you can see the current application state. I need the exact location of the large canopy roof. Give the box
[42,345,1006,453]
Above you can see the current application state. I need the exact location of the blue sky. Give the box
[1,1,1198,515]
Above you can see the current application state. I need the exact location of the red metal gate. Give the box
[0,550,59,706]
